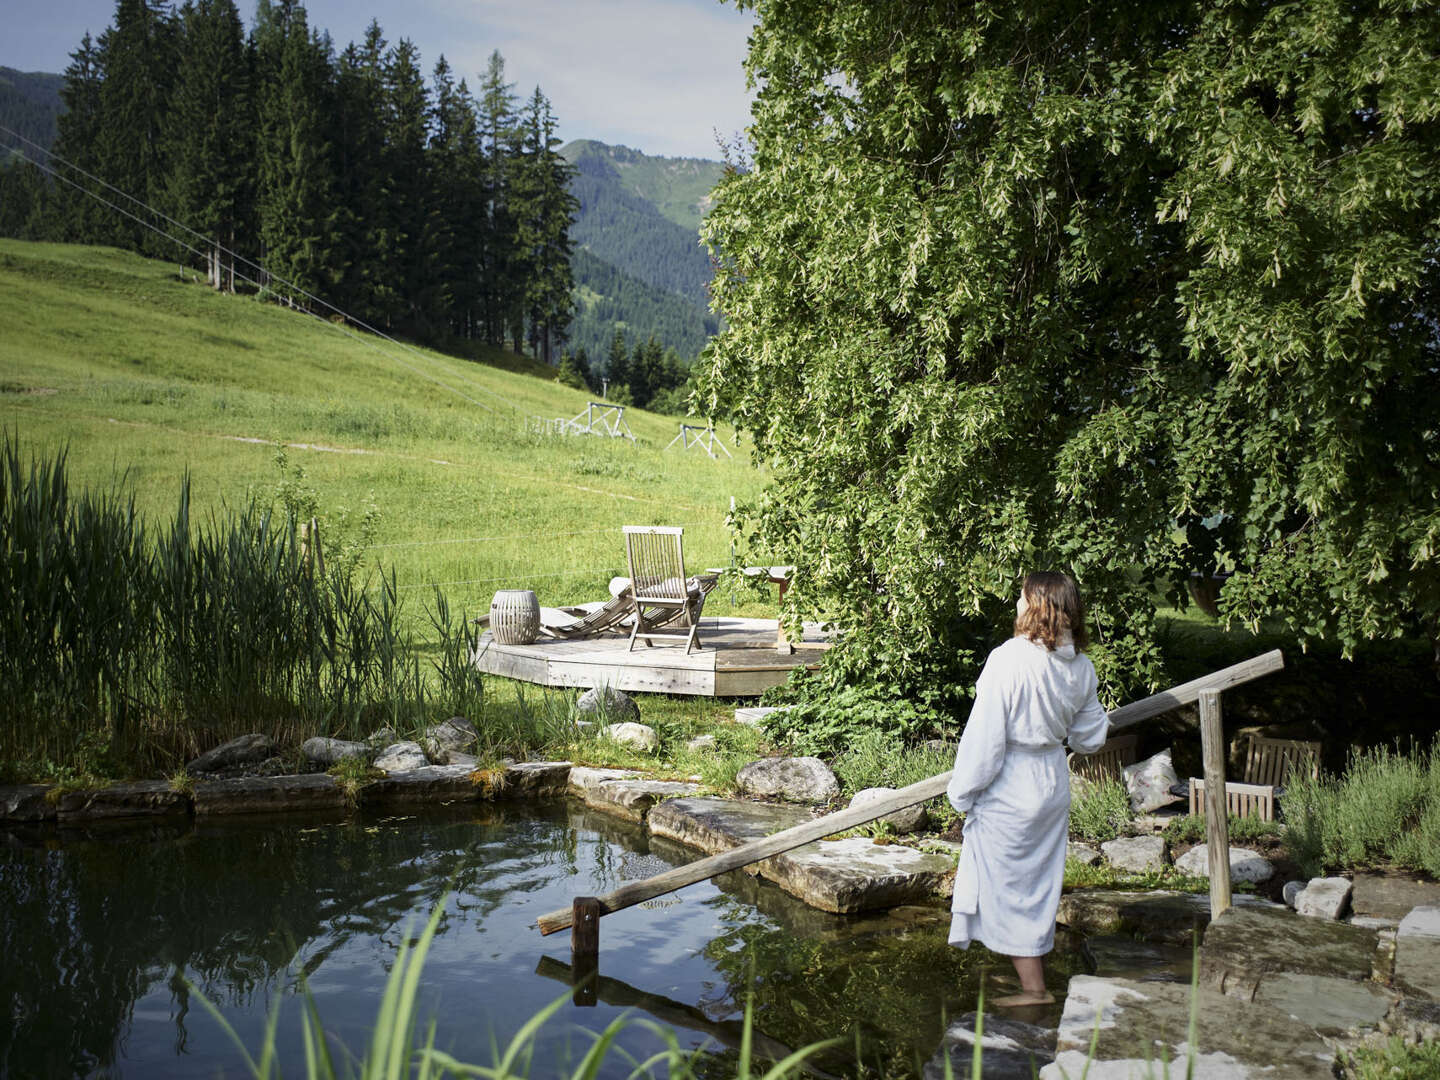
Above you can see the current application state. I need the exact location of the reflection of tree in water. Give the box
[0,802,581,1078]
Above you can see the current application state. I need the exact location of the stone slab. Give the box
[0,785,56,822]
[567,766,642,798]
[193,774,346,815]
[1350,873,1440,920]
[733,705,787,726]
[582,779,702,823]
[1082,935,1193,983]
[1253,971,1395,1037]
[1295,876,1353,920]
[57,780,190,822]
[1101,836,1168,873]
[1173,844,1274,883]
[498,761,571,799]
[759,836,955,914]
[361,765,483,805]
[1057,889,1285,946]
[1395,905,1440,1000]
[1041,975,1335,1080]
[1199,905,1378,999]
[647,796,813,857]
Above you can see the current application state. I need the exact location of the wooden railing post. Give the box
[571,896,601,1006]
[1199,689,1232,918]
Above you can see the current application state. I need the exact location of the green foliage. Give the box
[1162,812,1282,847]
[760,687,949,759]
[1341,1037,1440,1080]
[1068,778,1134,845]
[700,0,1440,712]
[1281,740,1440,878]
[831,731,959,830]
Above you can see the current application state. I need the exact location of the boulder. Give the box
[850,787,928,834]
[1395,905,1440,1000]
[1101,835,1168,873]
[492,761,571,799]
[1042,975,1334,1080]
[186,733,276,774]
[576,686,640,724]
[924,1014,1055,1080]
[0,785,56,822]
[1174,844,1275,883]
[1199,905,1379,999]
[735,756,840,803]
[602,721,659,752]
[373,741,428,774]
[685,734,717,752]
[423,716,477,760]
[1066,841,1102,867]
[567,766,643,798]
[302,737,370,767]
[1295,876,1353,920]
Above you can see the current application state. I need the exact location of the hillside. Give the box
[562,139,726,235]
[569,248,718,365]
[0,67,64,150]
[0,240,763,626]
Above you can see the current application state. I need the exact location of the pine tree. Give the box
[475,50,519,349]
[514,86,576,364]
[330,22,388,324]
[51,31,108,241]
[380,37,433,333]
[429,56,483,339]
[606,327,630,394]
[166,0,251,290]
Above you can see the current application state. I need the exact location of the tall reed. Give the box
[1,437,483,778]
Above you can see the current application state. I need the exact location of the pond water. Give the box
[0,800,1087,1078]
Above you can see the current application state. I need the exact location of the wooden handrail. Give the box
[535,649,1284,936]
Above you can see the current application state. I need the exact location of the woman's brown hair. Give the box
[1013,571,1089,651]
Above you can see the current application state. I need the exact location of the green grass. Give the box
[0,240,774,636]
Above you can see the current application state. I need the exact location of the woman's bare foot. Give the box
[991,989,1056,1008]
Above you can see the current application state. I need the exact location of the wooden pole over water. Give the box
[536,649,1284,938]
[1199,689,1233,918]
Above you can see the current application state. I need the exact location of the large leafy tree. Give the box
[700,0,1440,707]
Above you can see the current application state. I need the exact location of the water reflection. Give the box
[0,801,1069,1078]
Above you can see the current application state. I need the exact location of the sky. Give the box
[1,0,757,160]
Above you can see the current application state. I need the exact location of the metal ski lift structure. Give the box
[541,401,635,440]
[665,424,732,459]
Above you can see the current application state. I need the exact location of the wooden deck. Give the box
[472,614,829,697]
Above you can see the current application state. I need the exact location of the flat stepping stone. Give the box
[567,766,643,798]
[1058,889,1284,946]
[760,835,955,914]
[1082,935,1192,983]
[648,796,812,856]
[1351,873,1440,920]
[567,769,701,822]
[1395,905,1440,1000]
[1199,905,1379,999]
[1042,975,1335,1079]
[1254,971,1395,1038]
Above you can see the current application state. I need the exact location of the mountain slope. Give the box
[0,67,65,150]
[562,138,725,235]
[569,248,718,363]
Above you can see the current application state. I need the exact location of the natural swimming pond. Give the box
[0,800,1087,1078]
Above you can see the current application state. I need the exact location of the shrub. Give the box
[761,687,949,759]
[1069,777,1133,844]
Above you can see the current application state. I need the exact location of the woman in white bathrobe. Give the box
[946,571,1109,1007]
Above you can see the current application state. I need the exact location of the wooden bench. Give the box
[1069,732,1139,784]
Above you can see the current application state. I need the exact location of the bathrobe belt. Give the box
[1004,741,1062,753]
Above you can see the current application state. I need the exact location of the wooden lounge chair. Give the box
[1069,732,1139,785]
[1188,735,1321,822]
[536,579,635,640]
[623,525,709,653]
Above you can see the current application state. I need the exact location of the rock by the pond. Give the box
[579,777,701,822]
[602,721,659,752]
[187,733,277,774]
[0,785,56,822]
[494,761,571,799]
[850,787,927,834]
[373,741,428,774]
[1082,935,1192,983]
[924,1013,1055,1080]
[1058,889,1284,946]
[685,734,717,752]
[1283,879,1306,908]
[648,796,812,856]
[362,764,482,805]
[1296,876,1353,920]
[1254,971,1395,1038]
[576,685,640,724]
[57,780,190,822]
[1042,975,1334,1080]
[423,716,477,760]
[1101,835,1168,873]
[735,756,839,803]
[567,766,642,798]
[446,751,478,768]
[193,774,346,815]
[302,736,370,767]
[1199,905,1379,1000]
[1174,844,1275,883]
[760,835,955,913]
[1395,905,1440,1000]
[1066,841,1102,867]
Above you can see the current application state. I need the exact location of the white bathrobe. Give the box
[946,635,1109,956]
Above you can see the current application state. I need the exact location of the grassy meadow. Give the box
[0,239,772,631]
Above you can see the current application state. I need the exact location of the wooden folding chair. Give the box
[1188,778,1276,822]
[1069,732,1139,785]
[1242,736,1321,787]
[623,526,705,653]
